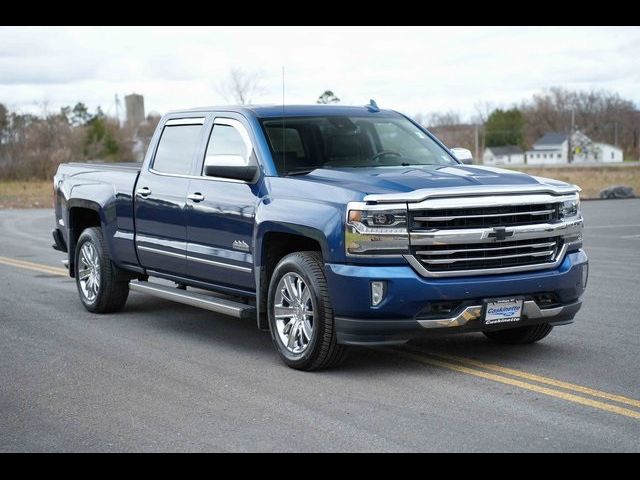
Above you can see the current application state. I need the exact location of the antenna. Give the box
[282,65,286,174]
[366,98,379,113]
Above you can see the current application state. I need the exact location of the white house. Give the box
[592,142,624,163]
[525,132,571,165]
[482,145,525,165]
[525,131,623,165]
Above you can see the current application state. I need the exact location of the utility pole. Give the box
[474,124,479,164]
[567,108,575,164]
[114,94,120,126]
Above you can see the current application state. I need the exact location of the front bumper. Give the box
[325,249,588,345]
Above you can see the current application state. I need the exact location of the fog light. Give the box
[371,281,386,306]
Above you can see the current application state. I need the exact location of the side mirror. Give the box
[204,163,258,182]
[451,147,473,165]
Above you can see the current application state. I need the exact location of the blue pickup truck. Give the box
[52,104,587,370]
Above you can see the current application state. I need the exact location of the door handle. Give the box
[188,192,205,202]
[136,187,152,197]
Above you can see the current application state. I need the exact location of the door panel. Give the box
[186,117,258,290]
[186,179,256,288]
[135,173,190,275]
[134,119,206,276]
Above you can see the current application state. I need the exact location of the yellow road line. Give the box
[383,348,640,420]
[2,254,639,420]
[0,255,68,276]
[422,351,640,410]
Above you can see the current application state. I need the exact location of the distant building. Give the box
[482,145,525,166]
[590,142,624,163]
[525,131,623,165]
[125,93,145,127]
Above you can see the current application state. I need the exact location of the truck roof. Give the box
[169,104,399,118]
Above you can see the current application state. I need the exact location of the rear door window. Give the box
[153,122,204,175]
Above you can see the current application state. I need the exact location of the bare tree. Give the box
[472,101,495,125]
[217,67,264,105]
[317,90,340,104]
[424,111,462,128]
[521,87,638,157]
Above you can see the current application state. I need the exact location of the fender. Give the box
[64,182,118,272]
[253,197,346,329]
[254,197,345,265]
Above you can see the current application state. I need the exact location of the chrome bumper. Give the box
[417,300,582,329]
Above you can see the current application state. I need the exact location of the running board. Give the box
[129,281,255,319]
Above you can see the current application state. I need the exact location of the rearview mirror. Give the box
[451,147,473,165]
[204,164,258,182]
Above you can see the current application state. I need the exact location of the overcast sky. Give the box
[1,26,639,120]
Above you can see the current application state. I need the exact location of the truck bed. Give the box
[54,161,143,273]
[56,161,142,176]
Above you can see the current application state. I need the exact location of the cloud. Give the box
[0,26,638,118]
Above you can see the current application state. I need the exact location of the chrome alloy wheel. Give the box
[78,242,101,302]
[274,272,315,354]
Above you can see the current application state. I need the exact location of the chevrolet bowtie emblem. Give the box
[489,227,513,241]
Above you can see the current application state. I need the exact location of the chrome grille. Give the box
[410,203,559,230]
[412,237,562,273]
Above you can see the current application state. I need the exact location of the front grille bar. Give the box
[410,219,583,246]
[413,209,555,222]
[416,240,557,256]
[419,249,556,265]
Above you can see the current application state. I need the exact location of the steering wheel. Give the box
[371,150,403,163]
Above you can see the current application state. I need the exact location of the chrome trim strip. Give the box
[165,118,205,126]
[148,167,249,184]
[416,241,557,256]
[129,281,255,319]
[417,299,580,328]
[413,209,555,221]
[114,230,134,241]
[136,235,186,252]
[137,245,185,259]
[137,238,252,272]
[410,218,583,246]
[421,249,555,265]
[405,243,568,278]
[418,306,482,328]
[186,255,252,273]
[365,184,580,204]
[408,193,577,211]
[187,242,252,264]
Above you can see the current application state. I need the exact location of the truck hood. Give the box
[295,165,568,197]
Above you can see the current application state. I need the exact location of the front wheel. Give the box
[75,227,129,313]
[267,251,347,371]
[483,323,553,344]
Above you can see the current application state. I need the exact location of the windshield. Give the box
[260,115,457,176]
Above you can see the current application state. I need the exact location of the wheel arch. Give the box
[254,225,327,330]
[66,200,108,277]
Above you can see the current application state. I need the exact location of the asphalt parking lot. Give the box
[0,200,639,452]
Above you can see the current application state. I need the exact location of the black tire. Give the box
[483,323,553,344]
[267,251,347,371]
[75,227,129,313]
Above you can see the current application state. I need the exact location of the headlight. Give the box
[559,196,580,219]
[346,203,409,256]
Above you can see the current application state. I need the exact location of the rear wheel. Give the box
[483,323,553,344]
[75,227,129,313]
[267,251,347,371]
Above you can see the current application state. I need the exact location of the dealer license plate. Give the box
[483,298,523,325]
